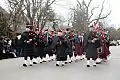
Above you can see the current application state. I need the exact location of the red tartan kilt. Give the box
[100,44,110,59]
[81,46,84,55]
[75,44,82,55]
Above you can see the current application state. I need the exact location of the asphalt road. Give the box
[0,46,120,80]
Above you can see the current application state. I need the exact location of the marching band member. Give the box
[49,31,57,61]
[81,32,86,59]
[100,31,110,62]
[20,23,36,67]
[42,30,49,62]
[64,29,73,64]
[33,28,45,64]
[73,31,82,61]
[78,32,85,60]
[56,30,68,66]
[47,34,54,61]
[84,25,99,67]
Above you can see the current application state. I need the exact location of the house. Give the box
[0,6,68,33]
[0,6,9,20]
[0,6,26,33]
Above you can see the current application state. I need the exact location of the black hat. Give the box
[89,25,93,28]
[26,22,33,30]
[26,22,30,27]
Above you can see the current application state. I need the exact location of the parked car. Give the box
[117,40,120,45]
[110,40,118,46]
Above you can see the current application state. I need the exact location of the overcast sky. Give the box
[52,0,120,28]
[0,0,120,28]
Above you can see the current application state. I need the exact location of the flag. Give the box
[93,22,97,31]
[93,22,100,31]
[39,21,42,35]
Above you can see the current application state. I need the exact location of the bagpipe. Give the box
[91,22,108,40]
[25,31,36,44]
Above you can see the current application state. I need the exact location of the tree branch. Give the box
[89,10,111,24]
[82,0,87,8]
[48,0,56,6]
[76,0,84,12]
[87,0,92,7]
[88,6,99,21]
[95,0,105,25]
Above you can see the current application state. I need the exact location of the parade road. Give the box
[0,46,120,80]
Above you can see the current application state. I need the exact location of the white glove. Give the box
[29,39,32,41]
[60,41,62,45]
[27,41,30,43]
[93,38,97,40]
[91,40,95,43]
[24,40,27,42]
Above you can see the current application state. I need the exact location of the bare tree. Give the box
[24,0,57,27]
[99,15,111,29]
[71,0,111,31]
[54,14,66,28]
[105,27,120,40]
[6,0,57,33]
[7,0,25,33]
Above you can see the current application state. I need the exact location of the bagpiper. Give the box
[84,25,99,67]
[64,29,73,64]
[33,28,45,64]
[56,30,68,66]
[48,30,57,61]
[20,23,36,67]
[99,31,110,62]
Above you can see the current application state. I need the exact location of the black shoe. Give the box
[87,65,90,67]
[29,64,32,66]
[33,62,37,64]
[96,62,101,64]
[65,62,68,64]
[62,64,64,66]
[43,61,47,62]
[69,61,72,63]
[56,64,59,66]
[82,58,85,59]
[93,65,96,67]
[40,62,42,63]
[23,64,27,67]
[80,59,83,60]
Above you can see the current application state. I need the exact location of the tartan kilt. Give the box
[100,44,110,59]
[74,44,82,56]
[23,44,34,57]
